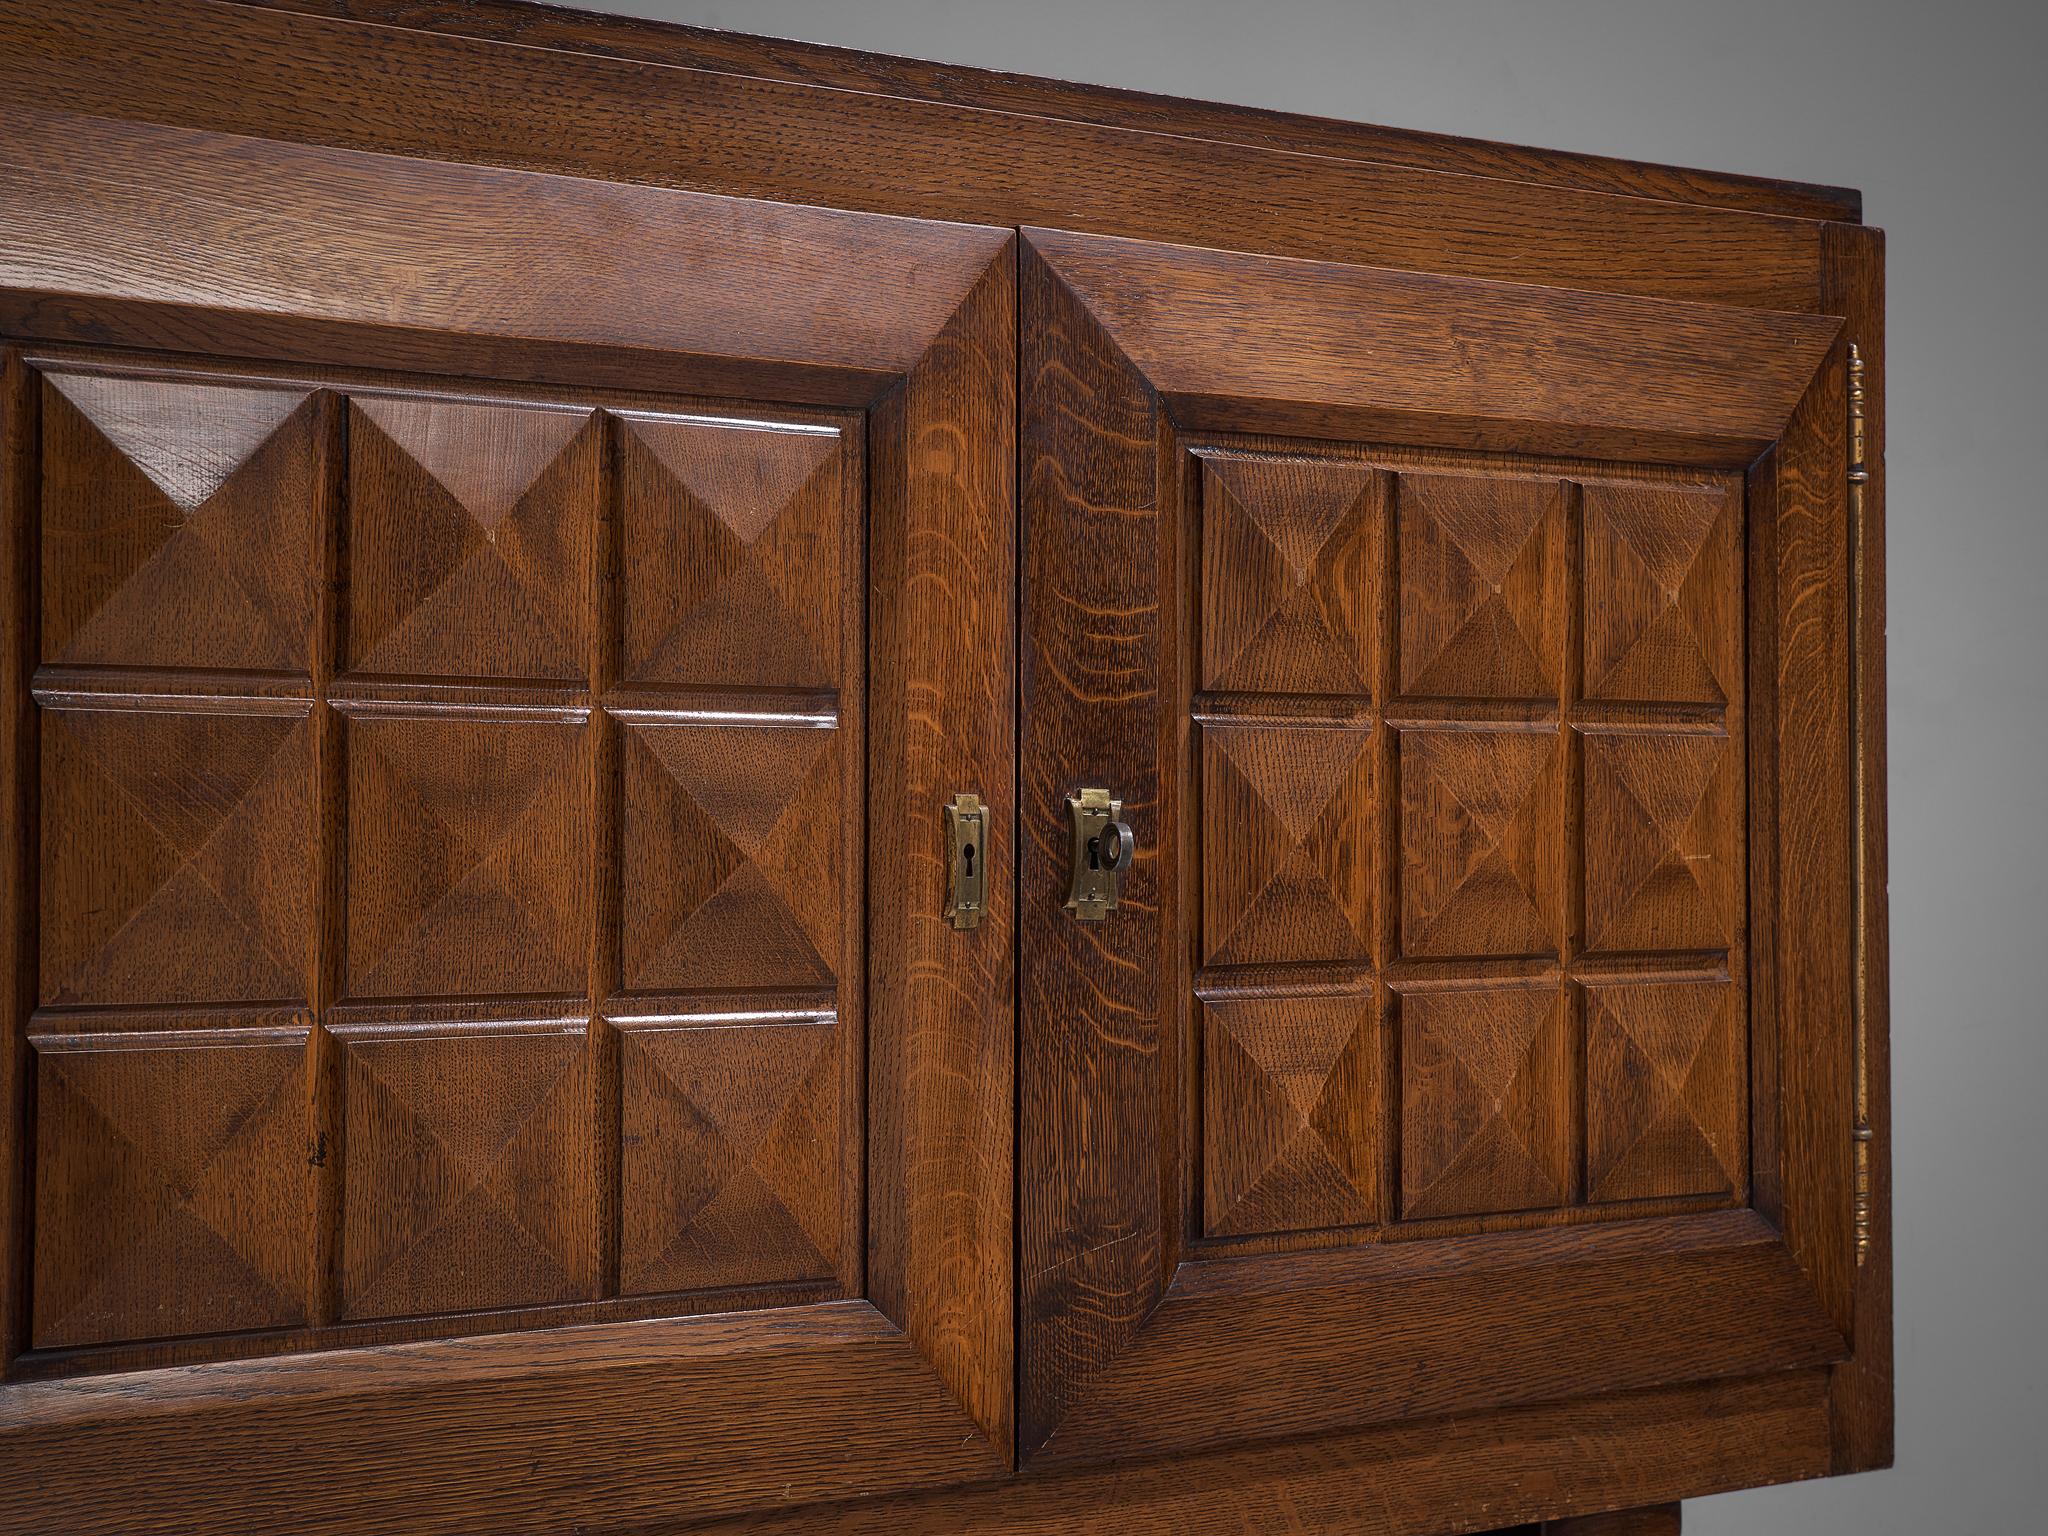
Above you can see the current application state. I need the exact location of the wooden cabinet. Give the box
[0,5,1888,1534]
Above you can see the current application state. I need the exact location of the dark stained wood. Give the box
[864,246,1018,1455]
[1022,228,1842,464]
[1821,220,1894,1476]
[673,1373,1823,1535]
[233,0,1860,224]
[0,347,34,1366]
[2,4,1834,313]
[0,1303,1003,1534]
[0,107,1011,406]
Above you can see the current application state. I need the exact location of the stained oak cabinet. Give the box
[0,5,1888,1534]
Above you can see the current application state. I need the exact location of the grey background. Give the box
[562,1,2046,1529]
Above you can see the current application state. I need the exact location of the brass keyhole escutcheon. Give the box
[943,792,989,931]
[1065,787,1134,922]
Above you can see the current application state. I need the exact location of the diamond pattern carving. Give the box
[40,707,312,1006]
[1399,728,1564,958]
[1399,985,1572,1219]
[622,721,842,992]
[618,414,846,689]
[347,397,599,680]
[1586,979,1742,1202]
[39,369,315,670]
[1202,992,1379,1237]
[345,716,590,998]
[1201,723,1373,965]
[1397,471,1565,701]
[32,1031,311,1347]
[617,1018,842,1295]
[1583,730,1739,953]
[1200,454,1377,694]
[338,1023,595,1320]
[1582,480,1739,704]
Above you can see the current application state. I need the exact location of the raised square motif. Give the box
[618,414,848,690]
[1199,453,1377,695]
[1399,984,1573,1219]
[1398,727,1564,958]
[1202,991,1380,1237]
[32,1026,311,1347]
[1201,722,1373,966]
[346,396,600,680]
[344,714,591,998]
[1585,977,1743,1202]
[1582,479,1740,705]
[1396,471,1566,701]
[1582,729,1740,954]
[337,1017,595,1320]
[616,1016,843,1295]
[40,705,313,1007]
[621,720,843,992]
[39,369,316,672]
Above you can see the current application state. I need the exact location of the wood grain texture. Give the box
[3,3,1832,315]
[0,347,33,1366]
[1024,228,1841,464]
[864,246,1017,1454]
[1018,241,1172,1453]
[1398,471,1566,701]
[233,0,1861,222]
[1820,219,1894,1475]
[669,1374,1822,1535]
[0,1302,1003,1534]
[1547,1505,1681,1535]
[0,106,1013,404]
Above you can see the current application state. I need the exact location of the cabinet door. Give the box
[0,110,1013,1532]
[1018,225,1886,1473]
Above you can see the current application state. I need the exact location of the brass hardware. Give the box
[1848,341,1874,1266]
[1064,787,1134,922]
[943,793,989,931]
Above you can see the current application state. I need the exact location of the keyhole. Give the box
[963,843,977,878]
[1087,835,1101,872]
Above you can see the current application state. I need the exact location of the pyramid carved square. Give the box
[344,715,591,998]
[40,705,313,1007]
[337,1019,596,1320]
[1399,984,1573,1219]
[1582,479,1740,706]
[1201,722,1373,966]
[616,1016,844,1296]
[32,1028,312,1348]
[1585,978,1743,1202]
[1582,729,1740,955]
[1202,991,1380,1237]
[347,396,600,681]
[39,368,316,672]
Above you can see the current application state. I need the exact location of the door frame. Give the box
[0,106,1015,1532]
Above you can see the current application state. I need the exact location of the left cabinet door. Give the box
[0,108,1015,1534]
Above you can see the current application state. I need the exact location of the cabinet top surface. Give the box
[221,0,1862,225]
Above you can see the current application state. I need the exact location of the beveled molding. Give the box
[0,101,1018,1524]
[1018,225,1882,1471]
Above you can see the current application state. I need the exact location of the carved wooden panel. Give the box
[343,713,592,1000]
[617,413,851,690]
[336,1015,596,1320]
[1397,471,1566,701]
[621,721,842,993]
[40,703,314,1007]
[16,353,865,1366]
[1398,984,1574,1219]
[1192,446,1745,1245]
[30,1024,312,1347]
[1199,455,1377,695]
[616,1014,843,1296]
[39,368,317,671]
[1200,722,1373,966]
[346,397,601,681]
[1201,990,1379,1236]
[1586,978,1742,1203]
[1399,727,1566,960]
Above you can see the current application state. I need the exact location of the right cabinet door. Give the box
[1018,224,1879,1472]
